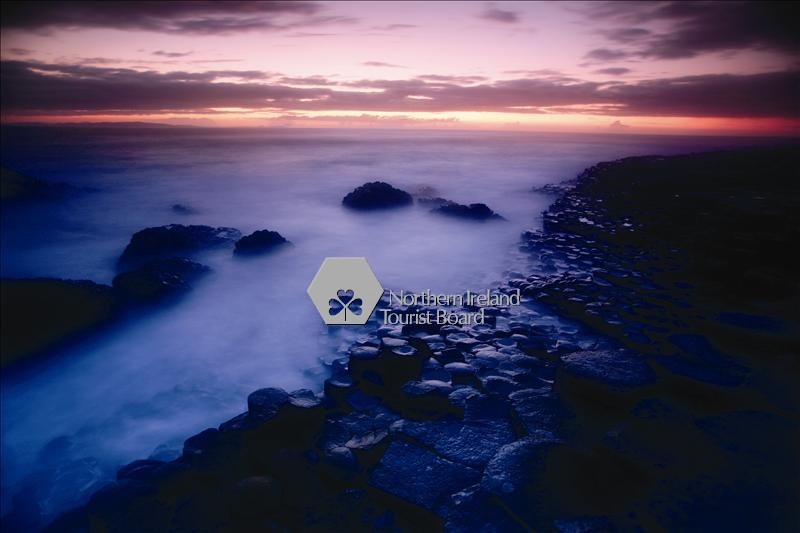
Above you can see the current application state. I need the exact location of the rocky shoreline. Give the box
[11,147,799,531]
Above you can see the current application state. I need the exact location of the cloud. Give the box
[1,60,797,119]
[584,48,629,62]
[371,24,416,31]
[603,27,651,43]
[152,50,193,58]
[594,67,631,76]
[608,119,630,130]
[362,61,405,68]
[583,1,800,60]
[478,4,520,24]
[0,1,356,35]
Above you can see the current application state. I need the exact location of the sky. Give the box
[1,1,798,135]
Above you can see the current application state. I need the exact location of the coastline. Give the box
[15,146,800,531]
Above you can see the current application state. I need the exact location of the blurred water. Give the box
[0,126,767,522]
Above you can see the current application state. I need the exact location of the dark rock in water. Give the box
[112,258,210,302]
[370,441,481,511]
[171,203,195,215]
[233,230,290,256]
[1,167,72,202]
[0,278,119,367]
[247,387,289,421]
[530,183,571,195]
[118,224,241,267]
[432,202,504,221]
[342,181,413,210]
[416,196,453,207]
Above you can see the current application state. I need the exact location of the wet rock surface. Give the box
[41,148,800,532]
[118,224,241,268]
[432,201,504,221]
[0,278,120,367]
[112,258,211,302]
[233,229,290,256]
[342,181,413,210]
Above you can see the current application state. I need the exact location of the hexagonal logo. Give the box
[307,257,384,325]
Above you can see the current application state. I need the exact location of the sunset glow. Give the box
[2,1,798,135]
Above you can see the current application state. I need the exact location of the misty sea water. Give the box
[0,126,767,521]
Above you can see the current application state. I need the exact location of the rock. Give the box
[432,202,504,221]
[370,441,480,511]
[183,428,219,458]
[1,278,119,367]
[247,387,289,421]
[325,446,358,470]
[342,181,412,210]
[481,432,560,496]
[530,183,570,195]
[1,167,71,202]
[560,350,654,387]
[118,224,241,267]
[116,459,165,481]
[171,203,195,214]
[416,196,453,207]
[396,394,516,468]
[233,230,290,256]
[112,258,210,302]
[287,389,322,409]
[349,345,380,360]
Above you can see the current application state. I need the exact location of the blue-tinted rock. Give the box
[370,441,480,511]
[288,388,322,408]
[247,387,289,420]
[433,202,504,221]
[112,258,210,302]
[233,230,290,256]
[481,431,561,496]
[560,350,654,387]
[342,181,412,210]
[119,224,240,267]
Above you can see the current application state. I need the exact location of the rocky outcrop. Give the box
[432,202,504,221]
[233,230,290,256]
[1,167,72,202]
[112,258,211,302]
[118,224,240,268]
[0,278,120,367]
[342,181,413,210]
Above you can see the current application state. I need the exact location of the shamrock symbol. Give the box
[329,289,363,321]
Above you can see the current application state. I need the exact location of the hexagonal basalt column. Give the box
[307,257,384,325]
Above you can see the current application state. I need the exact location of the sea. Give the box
[0,125,771,525]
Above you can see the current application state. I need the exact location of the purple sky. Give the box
[1,1,798,134]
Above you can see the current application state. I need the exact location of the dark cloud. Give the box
[479,5,520,24]
[585,1,800,59]
[152,50,193,58]
[0,1,355,35]
[279,75,338,86]
[595,67,632,76]
[584,48,629,62]
[603,27,651,43]
[362,61,405,68]
[1,60,797,119]
[416,74,489,84]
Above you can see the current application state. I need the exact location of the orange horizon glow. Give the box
[3,111,798,137]
[1,1,798,136]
